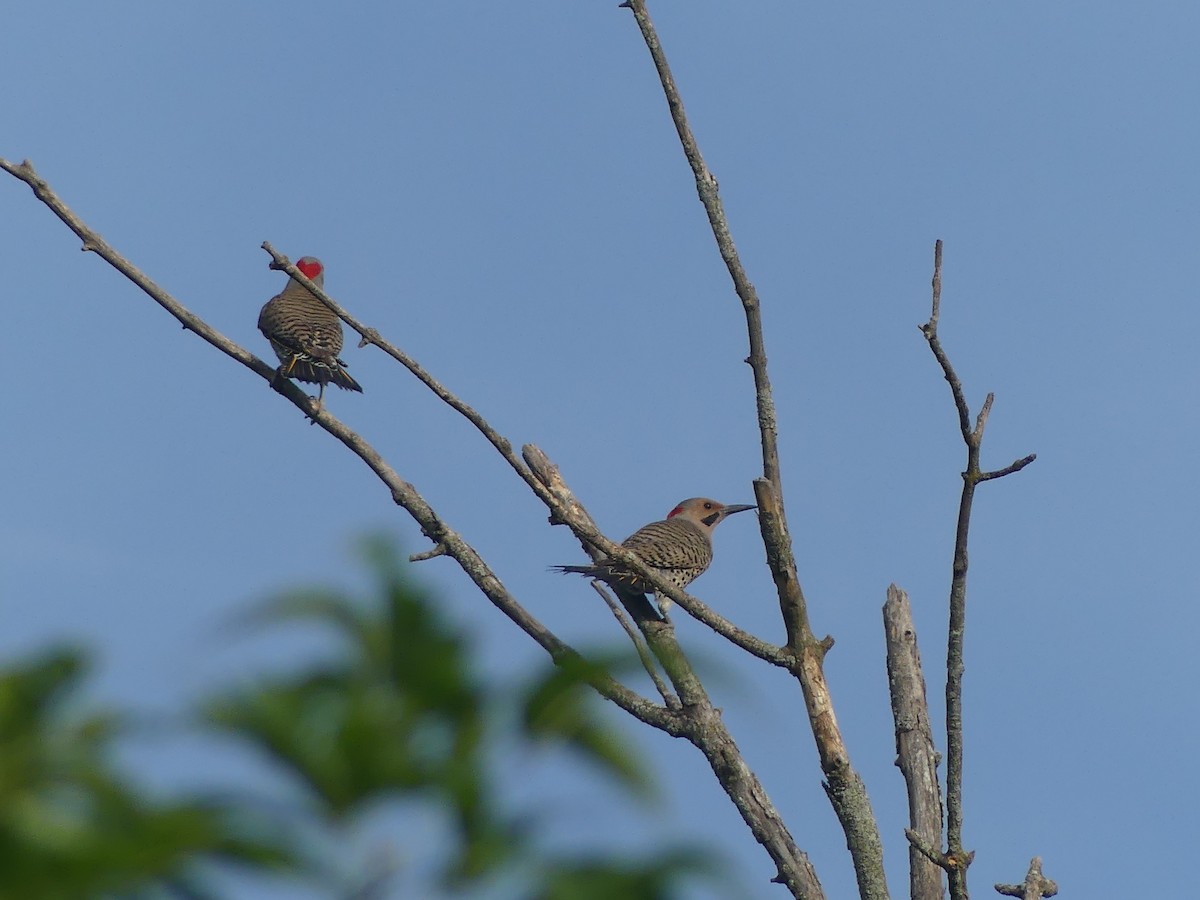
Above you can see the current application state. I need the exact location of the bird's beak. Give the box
[722,504,757,517]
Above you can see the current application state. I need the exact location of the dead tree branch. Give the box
[618,2,783,496]
[0,156,661,726]
[522,445,793,667]
[268,243,795,669]
[619,4,887,897]
[522,451,824,897]
[268,235,823,898]
[1,156,823,900]
[884,585,945,900]
[920,240,1037,900]
[261,241,530,474]
[408,543,448,562]
[591,581,679,709]
[995,857,1057,899]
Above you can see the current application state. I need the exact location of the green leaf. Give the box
[534,849,718,900]
[521,655,649,796]
[0,649,300,898]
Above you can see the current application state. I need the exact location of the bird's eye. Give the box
[704,502,713,510]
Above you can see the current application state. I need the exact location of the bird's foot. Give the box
[306,395,323,423]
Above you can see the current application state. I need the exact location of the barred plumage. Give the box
[553,497,755,619]
[258,256,362,407]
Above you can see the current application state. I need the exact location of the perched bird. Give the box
[258,256,362,409]
[554,497,756,618]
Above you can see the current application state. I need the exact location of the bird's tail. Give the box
[328,358,363,393]
[550,565,665,622]
[284,353,363,393]
[550,564,600,577]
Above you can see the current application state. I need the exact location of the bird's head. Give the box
[295,256,325,287]
[666,497,756,531]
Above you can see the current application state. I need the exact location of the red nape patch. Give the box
[297,258,323,279]
[667,505,684,518]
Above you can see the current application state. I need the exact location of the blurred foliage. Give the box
[0,538,718,898]
[0,649,292,899]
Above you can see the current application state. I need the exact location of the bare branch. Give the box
[973,393,995,444]
[3,157,822,900]
[619,5,888,897]
[994,857,1057,899]
[260,242,533,481]
[618,0,784,501]
[260,244,789,671]
[687,710,824,900]
[523,445,792,667]
[753,478,813,649]
[273,248,803,734]
[905,829,951,869]
[920,240,1037,900]
[519,472,822,897]
[928,238,943,327]
[0,157,664,731]
[884,586,945,900]
[906,831,974,885]
[920,241,973,442]
[1,158,276,383]
[263,247,796,686]
[408,544,448,563]
[591,581,678,709]
[978,454,1037,483]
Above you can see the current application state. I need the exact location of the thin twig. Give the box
[920,240,1037,900]
[261,242,530,476]
[619,5,886,899]
[619,3,782,496]
[978,455,1037,483]
[409,544,448,563]
[905,829,951,869]
[923,240,976,898]
[920,241,972,442]
[0,158,276,382]
[591,581,678,709]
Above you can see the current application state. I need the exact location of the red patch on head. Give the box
[297,258,323,280]
[667,505,684,518]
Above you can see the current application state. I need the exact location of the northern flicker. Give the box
[553,497,756,618]
[258,256,362,409]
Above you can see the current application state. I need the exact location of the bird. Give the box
[553,497,756,619]
[258,256,362,410]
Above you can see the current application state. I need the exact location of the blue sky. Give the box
[4,2,1198,897]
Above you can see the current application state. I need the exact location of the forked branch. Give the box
[920,240,1037,900]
